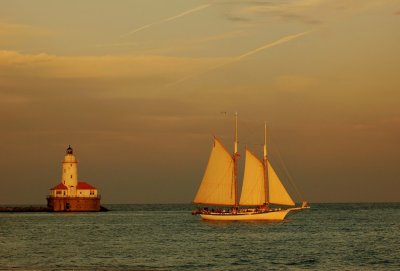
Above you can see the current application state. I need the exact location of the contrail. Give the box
[162,4,211,23]
[121,4,211,37]
[227,30,311,66]
[207,30,311,71]
[169,30,312,86]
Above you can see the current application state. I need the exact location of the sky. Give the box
[0,0,399,204]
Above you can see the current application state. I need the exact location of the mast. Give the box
[233,112,239,209]
[263,122,269,205]
[234,112,238,154]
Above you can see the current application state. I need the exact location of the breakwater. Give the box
[0,205,109,212]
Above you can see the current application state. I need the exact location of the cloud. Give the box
[223,0,396,25]
[141,30,246,55]
[0,22,50,45]
[218,0,324,24]
[0,50,224,81]
[243,0,323,14]
[194,30,246,43]
[0,50,53,65]
[0,22,35,35]
[95,42,138,48]
[226,15,251,22]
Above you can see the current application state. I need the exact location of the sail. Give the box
[193,138,235,205]
[239,149,266,206]
[268,162,295,206]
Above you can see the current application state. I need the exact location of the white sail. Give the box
[239,149,266,206]
[193,138,235,205]
[268,162,295,206]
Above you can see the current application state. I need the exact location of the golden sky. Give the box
[1,0,399,203]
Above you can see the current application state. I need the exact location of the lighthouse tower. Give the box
[62,145,78,197]
[47,145,101,212]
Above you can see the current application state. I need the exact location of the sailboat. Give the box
[192,113,309,221]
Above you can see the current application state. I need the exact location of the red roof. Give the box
[50,183,68,190]
[77,181,97,190]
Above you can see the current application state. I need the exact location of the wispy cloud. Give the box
[0,22,34,35]
[0,22,50,46]
[223,0,396,25]
[121,4,211,37]
[141,30,246,55]
[95,41,138,48]
[194,30,245,44]
[218,0,324,25]
[243,0,322,15]
[0,50,223,82]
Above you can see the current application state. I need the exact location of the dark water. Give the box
[0,203,399,271]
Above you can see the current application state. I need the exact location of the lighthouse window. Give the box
[71,175,72,178]
[90,190,94,195]
[56,191,62,195]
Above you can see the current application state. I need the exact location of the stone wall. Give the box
[47,196,101,212]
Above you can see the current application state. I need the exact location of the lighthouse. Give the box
[62,145,78,197]
[47,146,101,211]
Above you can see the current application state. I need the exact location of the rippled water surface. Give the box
[0,203,399,270]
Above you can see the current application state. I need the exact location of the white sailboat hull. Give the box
[199,207,305,221]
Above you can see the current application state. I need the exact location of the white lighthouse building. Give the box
[62,145,78,196]
[47,146,100,211]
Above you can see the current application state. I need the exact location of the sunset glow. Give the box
[1,0,399,204]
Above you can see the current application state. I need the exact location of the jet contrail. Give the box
[207,30,312,71]
[236,31,310,60]
[162,4,211,23]
[168,30,312,86]
[121,4,211,37]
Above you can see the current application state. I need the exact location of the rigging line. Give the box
[270,139,305,202]
[236,118,264,151]
[240,142,262,148]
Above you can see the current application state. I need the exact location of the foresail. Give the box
[239,149,265,206]
[193,138,235,205]
[268,162,295,206]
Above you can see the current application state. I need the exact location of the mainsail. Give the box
[268,162,295,206]
[239,149,265,206]
[193,138,235,205]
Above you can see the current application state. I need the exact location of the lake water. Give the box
[0,203,399,270]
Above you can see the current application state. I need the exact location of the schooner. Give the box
[192,113,309,221]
